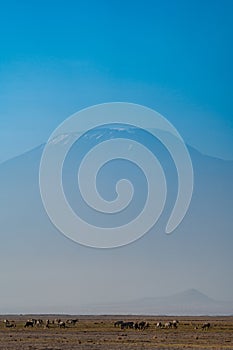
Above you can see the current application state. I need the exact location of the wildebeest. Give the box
[121,321,134,329]
[24,320,34,328]
[114,320,149,331]
[138,321,149,330]
[114,320,124,327]
[202,322,210,330]
[138,321,146,330]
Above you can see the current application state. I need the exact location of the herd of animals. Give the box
[3,318,78,329]
[3,318,211,331]
[114,319,210,330]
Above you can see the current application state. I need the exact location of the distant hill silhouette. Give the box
[77,289,233,315]
[0,127,232,314]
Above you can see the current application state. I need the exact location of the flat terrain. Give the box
[0,315,233,350]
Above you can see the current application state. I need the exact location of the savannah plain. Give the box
[0,315,233,350]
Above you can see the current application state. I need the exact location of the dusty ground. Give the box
[0,315,233,350]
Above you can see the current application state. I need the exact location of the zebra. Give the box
[58,321,66,328]
[66,319,78,326]
[36,319,44,327]
[165,321,172,328]
[54,318,61,325]
[172,320,179,328]
[4,320,16,328]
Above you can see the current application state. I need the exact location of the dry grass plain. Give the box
[0,315,233,350]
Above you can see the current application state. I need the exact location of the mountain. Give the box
[0,126,232,314]
[77,289,233,316]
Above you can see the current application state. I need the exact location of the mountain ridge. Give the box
[77,289,233,316]
[0,127,232,314]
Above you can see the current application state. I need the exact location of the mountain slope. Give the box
[77,289,233,316]
[0,128,232,314]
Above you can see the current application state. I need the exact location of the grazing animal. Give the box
[54,318,61,325]
[66,319,78,326]
[5,323,16,328]
[114,320,124,327]
[172,320,179,328]
[138,321,146,330]
[165,321,172,329]
[24,321,34,328]
[58,321,66,328]
[156,322,163,328]
[36,319,44,327]
[4,320,16,328]
[121,321,134,329]
[202,322,210,330]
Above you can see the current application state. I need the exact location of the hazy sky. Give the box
[0,1,233,314]
[0,0,233,162]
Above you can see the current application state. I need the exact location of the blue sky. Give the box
[0,0,232,162]
[0,1,233,312]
